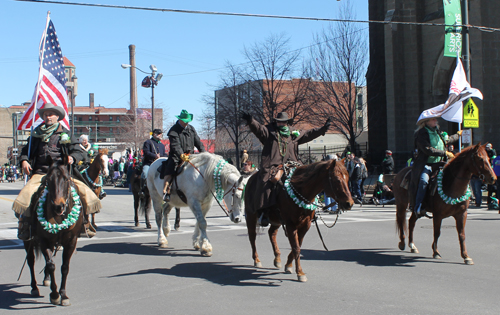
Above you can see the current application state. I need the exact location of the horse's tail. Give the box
[392,168,409,239]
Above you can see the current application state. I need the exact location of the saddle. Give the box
[270,164,284,184]
[401,162,446,196]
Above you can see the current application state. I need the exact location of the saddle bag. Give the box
[270,164,284,184]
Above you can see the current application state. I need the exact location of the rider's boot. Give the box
[99,188,107,199]
[414,181,428,219]
[163,175,172,202]
[17,215,32,241]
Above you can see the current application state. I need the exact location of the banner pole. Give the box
[25,11,50,185]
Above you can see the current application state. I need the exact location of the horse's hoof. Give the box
[398,242,405,251]
[465,258,474,265]
[30,289,40,297]
[43,280,50,287]
[61,299,71,306]
[433,253,442,259]
[134,222,139,227]
[297,275,308,282]
[50,296,61,305]
[159,243,168,248]
[174,224,180,231]
[274,260,282,269]
[285,266,293,274]
[146,224,152,229]
[201,250,213,257]
[409,243,419,254]
[254,261,263,268]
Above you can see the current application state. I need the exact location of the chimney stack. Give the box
[89,93,94,109]
[129,44,137,113]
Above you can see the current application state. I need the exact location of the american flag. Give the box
[17,18,69,130]
[137,108,153,120]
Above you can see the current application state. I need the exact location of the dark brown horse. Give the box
[79,148,109,229]
[130,167,181,230]
[393,143,496,264]
[23,159,83,306]
[245,159,353,282]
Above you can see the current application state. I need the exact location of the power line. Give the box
[16,0,500,33]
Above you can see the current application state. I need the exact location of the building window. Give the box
[109,116,113,121]
[89,116,92,121]
[96,117,99,122]
[117,117,120,122]
[79,117,82,121]
[110,128,113,133]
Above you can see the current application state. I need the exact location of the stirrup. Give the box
[163,192,170,202]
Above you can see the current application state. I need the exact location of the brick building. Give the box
[368,0,500,170]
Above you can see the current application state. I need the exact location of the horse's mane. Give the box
[190,152,240,191]
[445,145,479,170]
[291,161,330,187]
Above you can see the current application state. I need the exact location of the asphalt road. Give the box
[1,181,499,314]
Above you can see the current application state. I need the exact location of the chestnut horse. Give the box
[393,144,496,264]
[244,159,353,282]
[79,149,109,229]
[23,159,84,306]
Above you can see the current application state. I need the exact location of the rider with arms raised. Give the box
[241,111,332,226]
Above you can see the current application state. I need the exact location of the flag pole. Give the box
[25,11,50,184]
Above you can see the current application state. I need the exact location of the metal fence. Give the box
[215,142,368,169]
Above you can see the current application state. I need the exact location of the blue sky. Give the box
[1,0,368,131]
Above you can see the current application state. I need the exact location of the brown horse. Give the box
[130,167,181,230]
[245,159,353,282]
[79,149,109,229]
[23,159,83,306]
[393,143,496,264]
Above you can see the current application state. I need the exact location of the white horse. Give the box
[147,152,246,256]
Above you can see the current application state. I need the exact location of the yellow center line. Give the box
[0,196,14,202]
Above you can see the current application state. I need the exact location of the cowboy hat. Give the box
[152,129,163,135]
[273,112,293,123]
[38,103,66,121]
[176,109,193,123]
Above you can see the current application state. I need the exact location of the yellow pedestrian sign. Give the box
[463,99,479,128]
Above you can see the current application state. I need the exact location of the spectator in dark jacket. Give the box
[381,150,395,175]
[350,157,363,204]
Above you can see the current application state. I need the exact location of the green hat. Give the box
[176,109,193,123]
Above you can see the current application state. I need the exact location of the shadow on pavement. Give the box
[300,248,461,267]
[107,262,285,287]
[0,283,55,310]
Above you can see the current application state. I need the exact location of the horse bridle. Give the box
[222,181,245,214]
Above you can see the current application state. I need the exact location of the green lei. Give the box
[213,159,227,201]
[437,170,472,205]
[284,167,319,211]
[36,186,82,234]
[32,123,60,143]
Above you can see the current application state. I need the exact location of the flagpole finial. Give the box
[47,11,51,16]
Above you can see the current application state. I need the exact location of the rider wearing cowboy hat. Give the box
[162,109,205,201]
[410,117,461,218]
[241,111,332,226]
[13,103,102,240]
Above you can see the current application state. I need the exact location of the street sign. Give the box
[12,148,18,156]
[461,129,472,144]
[463,99,479,128]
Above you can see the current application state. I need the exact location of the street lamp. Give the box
[121,63,162,132]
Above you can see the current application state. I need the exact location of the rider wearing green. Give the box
[410,117,461,218]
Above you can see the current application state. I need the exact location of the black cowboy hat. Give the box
[38,103,66,121]
[152,129,163,135]
[274,112,293,123]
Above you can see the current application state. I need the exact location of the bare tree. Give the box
[115,113,151,154]
[307,1,368,152]
[242,33,316,125]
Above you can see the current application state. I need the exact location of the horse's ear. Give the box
[340,157,346,166]
[475,142,483,152]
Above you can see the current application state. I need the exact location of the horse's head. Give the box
[471,143,497,185]
[325,159,354,211]
[99,154,110,177]
[45,157,72,216]
[223,171,246,224]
